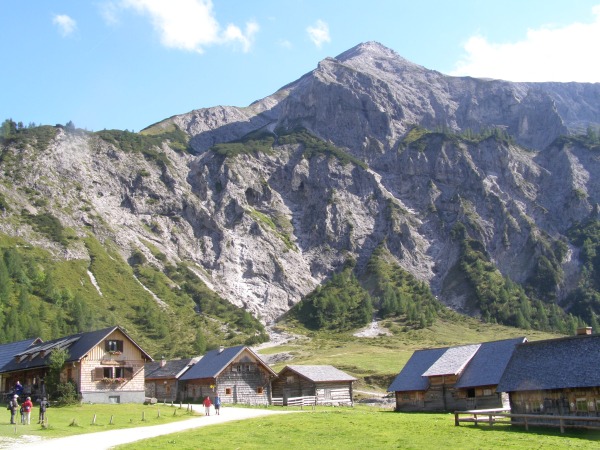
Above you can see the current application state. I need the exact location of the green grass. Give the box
[0,403,198,440]
[260,317,560,391]
[117,406,600,449]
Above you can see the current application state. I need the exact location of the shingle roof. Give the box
[455,337,526,388]
[179,346,276,381]
[282,365,357,382]
[1,326,152,373]
[387,347,447,392]
[388,337,526,392]
[422,344,481,377]
[145,358,197,379]
[497,334,600,392]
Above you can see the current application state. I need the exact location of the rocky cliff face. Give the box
[2,42,600,323]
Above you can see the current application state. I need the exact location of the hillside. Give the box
[1,41,600,350]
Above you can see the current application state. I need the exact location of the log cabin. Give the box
[388,337,525,412]
[178,345,276,405]
[145,357,198,402]
[497,328,600,426]
[272,365,356,406]
[0,326,152,403]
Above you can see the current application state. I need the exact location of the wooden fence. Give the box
[271,396,316,409]
[454,409,600,433]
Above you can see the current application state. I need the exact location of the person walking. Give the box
[203,396,212,416]
[214,394,221,415]
[8,394,18,425]
[21,397,33,425]
[38,397,49,424]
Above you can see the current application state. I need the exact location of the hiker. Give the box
[14,380,23,397]
[214,394,221,415]
[203,396,212,416]
[38,397,49,424]
[8,394,18,424]
[21,397,33,425]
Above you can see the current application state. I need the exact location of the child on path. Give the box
[21,397,33,425]
[214,394,221,415]
[203,396,212,416]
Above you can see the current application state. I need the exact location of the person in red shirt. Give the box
[21,397,33,425]
[203,396,212,416]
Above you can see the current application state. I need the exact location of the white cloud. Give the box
[122,0,258,53]
[98,1,120,26]
[53,14,77,37]
[279,39,292,49]
[451,5,600,82]
[306,19,330,48]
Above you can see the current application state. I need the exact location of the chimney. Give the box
[576,327,592,336]
[219,346,224,354]
[160,356,166,367]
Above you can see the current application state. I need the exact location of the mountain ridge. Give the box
[1,41,600,342]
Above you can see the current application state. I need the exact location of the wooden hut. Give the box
[497,329,600,426]
[388,337,525,412]
[145,357,198,402]
[179,345,276,405]
[272,365,356,406]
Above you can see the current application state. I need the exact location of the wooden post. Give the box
[110,415,114,425]
[488,414,493,426]
[474,414,478,426]
[559,418,564,434]
[524,417,528,431]
[455,412,460,426]
[173,409,177,416]
[142,411,145,422]
[157,408,160,418]
[92,414,96,425]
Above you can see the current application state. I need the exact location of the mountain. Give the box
[1,42,600,345]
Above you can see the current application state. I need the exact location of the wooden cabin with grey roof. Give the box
[497,327,600,425]
[388,337,525,412]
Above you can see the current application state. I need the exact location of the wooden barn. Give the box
[497,328,600,426]
[178,345,276,405]
[272,365,356,406]
[145,357,198,402]
[388,337,525,412]
[0,326,152,403]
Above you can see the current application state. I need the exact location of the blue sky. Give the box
[2,1,600,132]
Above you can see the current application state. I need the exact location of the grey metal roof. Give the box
[145,358,196,380]
[282,365,357,382]
[455,337,526,388]
[387,347,447,392]
[497,334,600,392]
[422,344,481,377]
[179,346,276,381]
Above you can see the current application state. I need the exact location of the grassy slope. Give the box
[118,406,600,450]
[259,316,560,391]
[0,404,198,440]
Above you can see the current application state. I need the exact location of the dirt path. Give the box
[5,406,295,450]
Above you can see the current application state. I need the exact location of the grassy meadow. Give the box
[118,406,600,450]
[0,403,197,441]
[261,316,560,391]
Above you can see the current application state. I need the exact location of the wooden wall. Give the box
[77,329,149,403]
[272,369,353,406]
[509,387,600,419]
[394,384,505,412]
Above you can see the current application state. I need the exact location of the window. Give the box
[108,396,120,404]
[466,388,475,398]
[286,376,295,384]
[483,389,492,397]
[225,388,232,395]
[95,366,134,381]
[256,387,264,395]
[105,340,123,353]
[576,398,588,412]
